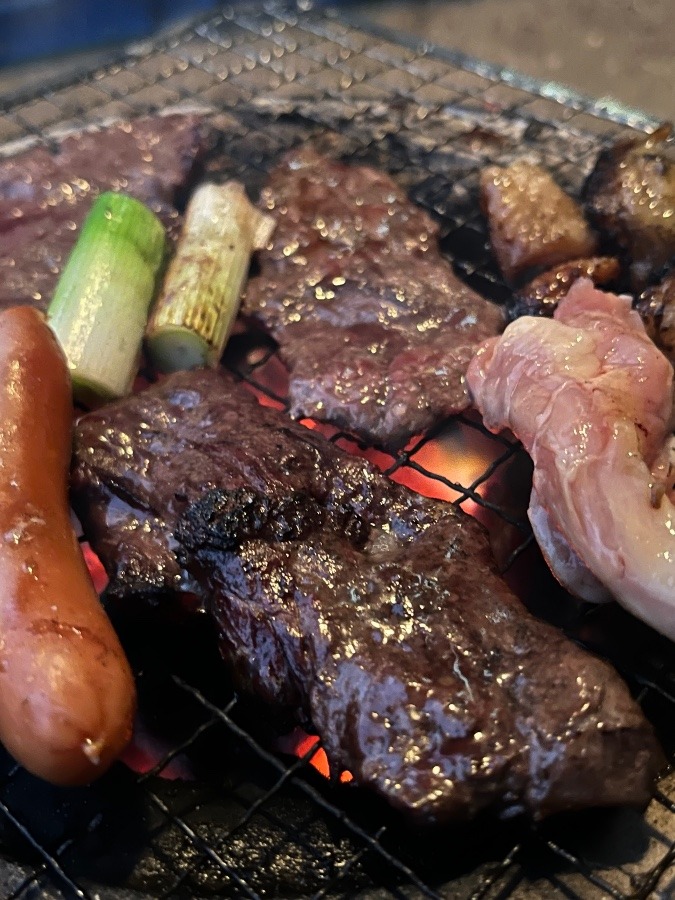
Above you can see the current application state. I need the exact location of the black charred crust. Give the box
[334,505,371,549]
[102,559,173,606]
[176,487,325,553]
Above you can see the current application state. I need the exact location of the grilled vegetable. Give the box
[48,191,166,406]
[145,182,275,373]
[0,306,136,785]
[584,124,675,290]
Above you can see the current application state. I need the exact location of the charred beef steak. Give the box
[0,114,207,312]
[71,368,660,823]
[242,147,504,447]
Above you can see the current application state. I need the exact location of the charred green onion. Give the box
[48,191,166,406]
[145,182,275,373]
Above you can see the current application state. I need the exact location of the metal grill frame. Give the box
[1,3,674,898]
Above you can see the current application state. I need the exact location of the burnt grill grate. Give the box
[1,2,674,898]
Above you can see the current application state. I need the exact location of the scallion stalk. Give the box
[48,191,166,406]
[145,182,275,373]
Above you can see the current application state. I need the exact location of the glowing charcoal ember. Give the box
[120,717,193,780]
[277,727,353,783]
[295,416,500,514]
[82,541,109,594]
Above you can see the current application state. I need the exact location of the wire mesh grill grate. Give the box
[0,2,674,898]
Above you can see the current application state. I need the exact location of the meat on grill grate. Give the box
[479,161,598,284]
[0,114,207,313]
[242,147,505,447]
[583,126,675,291]
[71,368,661,823]
[467,280,675,639]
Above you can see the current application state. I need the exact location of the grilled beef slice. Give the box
[242,147,504,448]
[71,368,660,823]
[0,114,207,312]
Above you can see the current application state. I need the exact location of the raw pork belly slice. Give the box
[71,368,660,822]
[468,278,675,639]
[242,147,504,447]
[0,114,207,312]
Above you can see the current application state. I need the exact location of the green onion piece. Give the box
[48,191,166,407]
[145,181,275,374]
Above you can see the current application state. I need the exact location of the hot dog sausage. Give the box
[0,306,136,784]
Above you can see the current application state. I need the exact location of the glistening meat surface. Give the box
[242,147,504,447]
[71,368,660,822]
[467,279,675,638]
[0,114,207,312]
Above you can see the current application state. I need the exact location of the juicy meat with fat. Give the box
[0,114,207,312]
[242,147,504,447]
[467,279,675,638]
[480,161,598,284]
[71,368,660,822]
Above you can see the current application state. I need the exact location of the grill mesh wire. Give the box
[1,2,675,897]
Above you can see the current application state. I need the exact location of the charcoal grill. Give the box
[1,2,675,897]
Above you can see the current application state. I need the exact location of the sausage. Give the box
[0,306,136,784]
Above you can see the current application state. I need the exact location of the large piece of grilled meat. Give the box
[242,147,504,448]
[71,369,660,823]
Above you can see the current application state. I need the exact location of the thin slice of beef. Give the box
[0,114,207,312]
[242,147,504,448]
[71,368,661,823]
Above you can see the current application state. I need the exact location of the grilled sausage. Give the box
[0,306,135,784]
